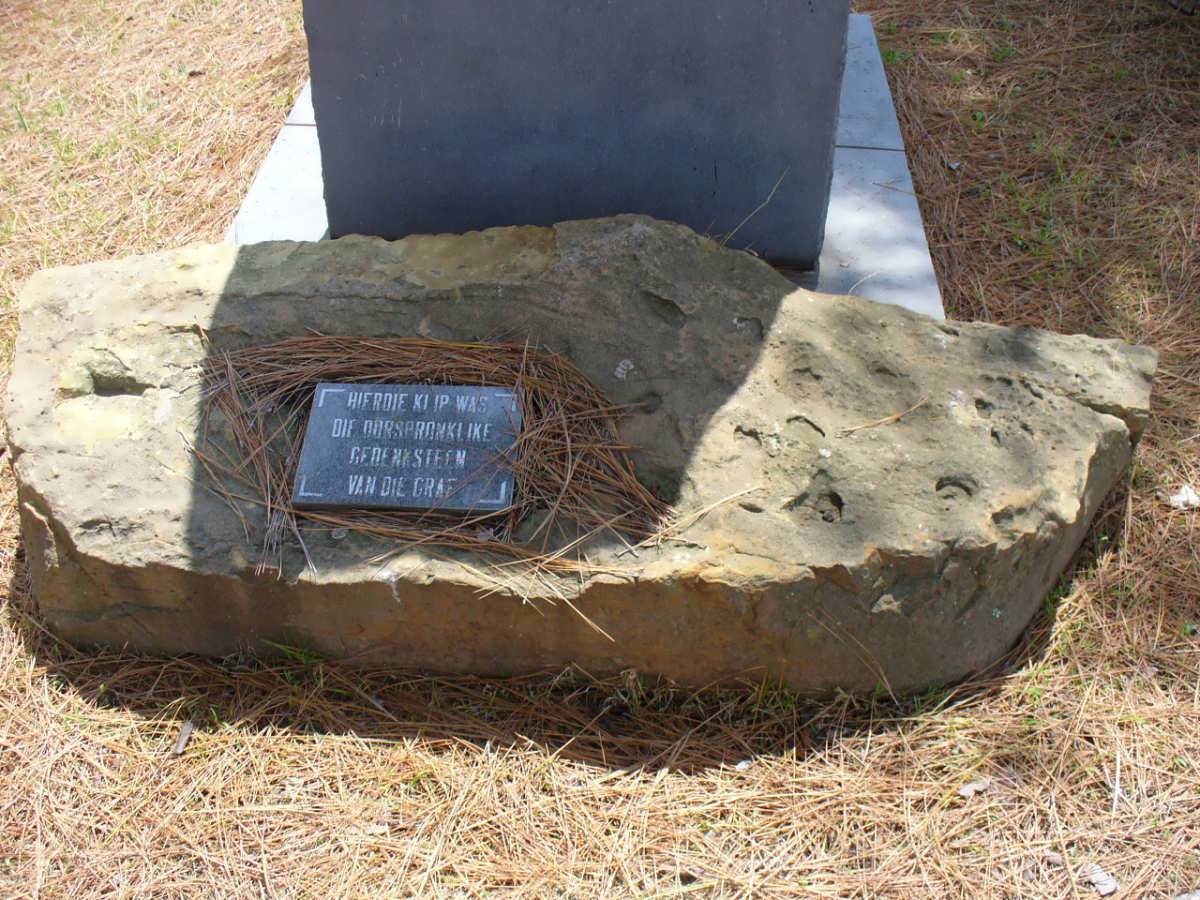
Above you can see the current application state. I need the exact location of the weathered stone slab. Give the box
[6,217,1156,694]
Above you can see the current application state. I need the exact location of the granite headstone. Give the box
[302,0,850,267]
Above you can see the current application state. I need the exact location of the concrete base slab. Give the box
[227,14,943,317]
[836,14,905,151]
[808,13,942,317]
[227,122,327,245]
[285,81,315,126]
[818,148,944,320]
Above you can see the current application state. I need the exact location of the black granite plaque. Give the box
[292,383,522,512]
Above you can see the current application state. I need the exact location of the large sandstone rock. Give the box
[6,217,1156,693]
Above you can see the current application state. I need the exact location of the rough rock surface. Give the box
[6,217,1157,693]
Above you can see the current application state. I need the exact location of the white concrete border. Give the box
[813,14,943,318]
[227,14,943,317]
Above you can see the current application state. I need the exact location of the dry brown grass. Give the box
[1,0,1199,895]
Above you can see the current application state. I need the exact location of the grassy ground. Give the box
[1,0,1198,895]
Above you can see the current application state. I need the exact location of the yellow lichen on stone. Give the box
[53,398,144,452]
[396,226,558,289]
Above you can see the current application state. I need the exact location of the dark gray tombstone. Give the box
[292,383,522,512]
[302,0,849,267]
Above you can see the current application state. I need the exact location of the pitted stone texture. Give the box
[6,217,1156,694]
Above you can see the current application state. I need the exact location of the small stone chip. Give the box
[956,776,991,798]
[1080,863,1118,897]
[871,593,902,615]
[1169,484,1200,510]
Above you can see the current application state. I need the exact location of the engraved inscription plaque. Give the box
[292,383,522,512]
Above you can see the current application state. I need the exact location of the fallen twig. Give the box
[837,398,928,438]
[171,721,195,757]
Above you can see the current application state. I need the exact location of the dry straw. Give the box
[197,335,671,578]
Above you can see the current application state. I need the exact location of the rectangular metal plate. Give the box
[292,383,522,512]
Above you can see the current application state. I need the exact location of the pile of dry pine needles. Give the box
[198,335,671,576]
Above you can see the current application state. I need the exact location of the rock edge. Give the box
[6,216,1156,693]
